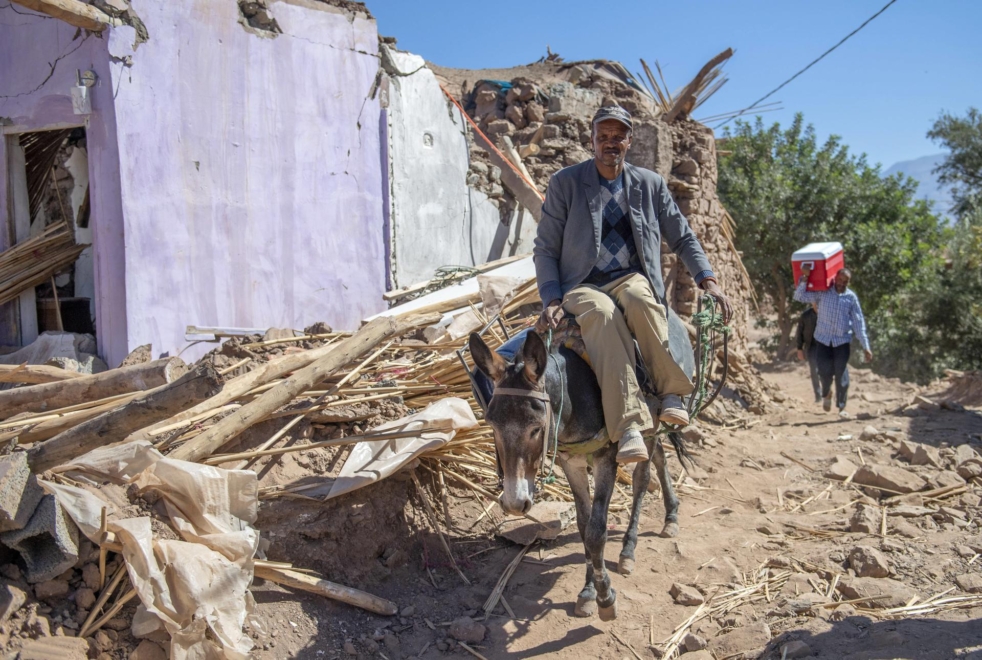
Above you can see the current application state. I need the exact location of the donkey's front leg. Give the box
[559,453,597,617]
[586,445,619,620]
[619,435,653,576]
[652,440,680,537]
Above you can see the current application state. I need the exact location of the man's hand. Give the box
[864,349,873,363]
[800,264,812,282]
[539,299,564,330]
[796,349,805,362]
[701,279,733,323]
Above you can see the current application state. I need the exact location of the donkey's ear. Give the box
[469,333,507,382]
[522,331,548,384]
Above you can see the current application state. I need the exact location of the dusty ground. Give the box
[244,361,982,660]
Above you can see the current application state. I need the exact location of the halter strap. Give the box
[488,387,554,482]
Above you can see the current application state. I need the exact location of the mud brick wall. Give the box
[662,120,750,352]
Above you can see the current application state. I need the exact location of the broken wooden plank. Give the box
[0,357,187,421]
[254,563,397,616]
[663,48,734,123]
[28,363,222,472]
[168,313,439,463]
[10,0,119,31]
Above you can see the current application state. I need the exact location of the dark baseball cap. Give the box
[592,105,633,130]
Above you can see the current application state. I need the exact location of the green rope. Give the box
[660,295,730,434]
[542,329,563,485]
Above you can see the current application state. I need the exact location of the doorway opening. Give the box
[3,126,94,349]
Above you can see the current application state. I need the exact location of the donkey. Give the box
[469,330,687,620]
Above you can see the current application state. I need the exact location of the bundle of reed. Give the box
[0,222,87,306]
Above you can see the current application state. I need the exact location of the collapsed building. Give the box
[1,0,755,370]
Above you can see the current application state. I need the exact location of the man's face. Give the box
[592,120,632,169]
[834,270,851,293]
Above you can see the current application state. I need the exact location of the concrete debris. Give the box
[859,425,880,441]
[826,455,859,481]
[850,504,881,534]
[0,452,45,533]
[911,444,942,468]
[0,583,26,624]
[682,632,708,652]
[0,494,79,583]
[119,343,152,367]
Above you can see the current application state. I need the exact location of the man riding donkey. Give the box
[468,105,733,621]
[533,105,733,465]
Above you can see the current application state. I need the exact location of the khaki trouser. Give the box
[563,273,693,441]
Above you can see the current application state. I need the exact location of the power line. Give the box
[715,0,899,129]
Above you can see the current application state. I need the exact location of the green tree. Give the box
[927,107,982,218]
[717,114,945,362]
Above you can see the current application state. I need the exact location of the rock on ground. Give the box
[129,640,168,660]
[670,583,705,606]
[955,573,982,594]
[449,616,486,643]
[853,464,927,494]
[848,546,892,578]
[708,621,771,657]
[837,577,915,608]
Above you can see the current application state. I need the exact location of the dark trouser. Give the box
[806,344,821,401]
[815,341,850,409]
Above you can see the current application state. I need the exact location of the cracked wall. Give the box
[104,0,385,362]
[0,7,128,363]
[381,46,534,289]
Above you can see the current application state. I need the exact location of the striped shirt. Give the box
[793,277,870,351]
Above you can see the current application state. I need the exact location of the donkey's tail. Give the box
[666,431,693,468]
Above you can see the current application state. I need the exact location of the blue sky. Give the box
[367,0,981,170]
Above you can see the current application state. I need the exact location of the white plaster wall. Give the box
[385,49,533,289]
[108,0,387,362]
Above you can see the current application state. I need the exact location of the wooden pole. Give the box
[0,357,187,421]
[254,564,397,616]
[168,314,439,463]
[49,276,64,331]
[0,363,84,384]
[28,363,222,472]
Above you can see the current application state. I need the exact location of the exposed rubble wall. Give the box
[434,61,753,352]
[380,47,534,289]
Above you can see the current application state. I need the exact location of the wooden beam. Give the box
[28,364,222,472]
[254,564,397,616]
[0,363,84,385]
[663,48,734,124]
[168,313,439,463]
[0,358,187,421]
[10,0,120,31]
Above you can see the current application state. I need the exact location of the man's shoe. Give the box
[822,395,832,412]
[814,394,822,404]
[838,408,850,419]
[659,394,690,426]
[616,430,648,465]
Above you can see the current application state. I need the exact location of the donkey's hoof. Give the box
[659,521,680,538]
[574,597,597,618]
[598,601,618,621]
[618,555,635,576]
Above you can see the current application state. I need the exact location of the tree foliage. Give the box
[927,107,982,218]
[717,114,944,371]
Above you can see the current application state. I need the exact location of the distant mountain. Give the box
[884,154,953,219]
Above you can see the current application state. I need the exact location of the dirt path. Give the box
[250,362,982,660]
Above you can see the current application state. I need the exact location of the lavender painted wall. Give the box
[108,0,386,362]
[0,8,128,363]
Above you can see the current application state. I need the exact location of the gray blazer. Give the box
[533,159,712,307]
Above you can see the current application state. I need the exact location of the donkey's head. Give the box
[469,331,550,515]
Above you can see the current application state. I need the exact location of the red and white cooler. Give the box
[792,241,844,291]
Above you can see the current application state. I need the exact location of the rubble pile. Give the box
[435,60,756,354]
